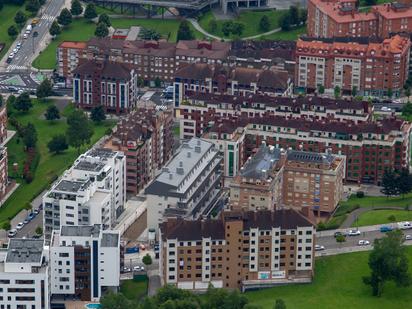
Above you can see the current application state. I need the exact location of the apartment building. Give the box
[307,0,412,39]
[57,38,231,85]
[72,60,138,114]
[0,239,49,309]
[104,107,174,194]
[230,145,283,211]
[57,41,87,86]
[159,209,315,291]
[178,92,372,140]
[43,148,125,240]
[282,150,345,216]
[145,138,222,233]
[50,225,120,302]
[173,63,293,108]
[295,35,411,97]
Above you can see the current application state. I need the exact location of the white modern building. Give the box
[145,138,223,233]
[50,225,120,302]
[43,148,125,240]
[0,239,49,309]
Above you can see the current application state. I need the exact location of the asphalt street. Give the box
[6,0,65,72]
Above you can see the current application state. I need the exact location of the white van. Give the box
[397,221,412,230]
[26,24,32,32]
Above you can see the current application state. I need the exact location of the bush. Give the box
[356,191,365,198]
[23,147,40,183]
[388,215,396,222]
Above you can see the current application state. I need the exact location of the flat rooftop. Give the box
[74,160,106,172]
[6,239,44,264]
[61,225,101,238]
[101,232,119,247]
[287,150,334,165]
[241,145,281,179]
[87,148,117,159]
[55,179,87,192]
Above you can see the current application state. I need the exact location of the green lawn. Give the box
[352,210,412,227]
[0,100,115,226]
[198,9,289,39]
[32,17,203,70]
[336,193,412,217]
[0,4,29,59]
[120,276,148,301]
[246,247,412,309]
[260,25,306,41]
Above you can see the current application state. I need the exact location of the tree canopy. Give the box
[70,0,83,16]
[95,22,109,38]
[57,8,72,26]
[44,105,60,121]
[47,134,68,154]
[177,20,194,41]
[49,20,61,36]
[66,109,93,153]
[90,105,106,123]
[84,3,97,20]
[23,123,37,149]
[259,15,270,32]
[14,92,32,112]
[98,13,111,27]
[36,78,53,99]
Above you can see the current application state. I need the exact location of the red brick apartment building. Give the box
[307,0,412,39]
[72,60,138,114]
[57,38,231,85]
[295,35,411,97]
[104,108,174,193]
[159,209,315,292]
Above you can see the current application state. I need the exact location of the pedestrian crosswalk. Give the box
[6,65,28,72]
[41,14,55,22]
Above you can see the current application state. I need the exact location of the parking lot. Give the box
[8,206,43,239]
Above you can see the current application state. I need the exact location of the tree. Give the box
[387,88,393,98]
[57,8,72,26]
[84,3,97,21]
[259,15,270,32]
[334,85,341,99]
[381,169,398,197]
[177,19,194,41]
[95,22,109,38]
[2,221,11,232]
[26,0,40,13]
[101,291,134,309]
[352,86,358,97]
[318,84,325,94]
[49,20,61,36]
[70,0,83,16]
[138,27,160,40]
[90,105,106,123]
[397,168,412,197]
[405,87,411,99]
[222,21,233,36]
[280,14,291,31]
[300,9,308,24]
[23,123,37,149]
[364,0,377,5]
[142,253,152,266]
[231,22,245,36]
[98,13,111,27]
[47,134,68,154]
[66,109,93,153]
[363,230,411,296]
[289,6,299,25]
[35,226,43,235]
[208,19,217,33]
[36,78,53,99]
[154,77,162,88]
[402,102,412,119]
[44,105,60,121]
[336,234,346,243]
[14,92,32,112]
[274,299,286,309]
[14,10,27,27]
[8,25,18,38]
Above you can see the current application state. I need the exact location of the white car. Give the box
[122,267,131,273]
[348,229,361,236]
[12,48,18,53]
[358,240,370,246]
[405,235,412,240]
[16,222,24,230]
[315,245,325,251]
[16,42,21,47]
[8,229,17,238]
[23,33,28,39]
[133,266,141,271]
[8,52,14,58]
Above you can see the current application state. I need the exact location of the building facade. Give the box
[159,209,315,291]
[50,225,120,302]
[145,138,223,233]
[104,107,174,194]
[57,41,87,86]
[0,239,49,309]
[295,35,411,97]
[73,60,138,114]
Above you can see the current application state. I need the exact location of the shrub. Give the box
[356,191,365,198]
[388,215,396,222]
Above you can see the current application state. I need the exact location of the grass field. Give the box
[336,193,412,217]
[246,247,412,309]
[260,25,306,41]
[352,209,412,227]
[120,276,148,302]
[32,17,203,70]
[0,100,114,226]
[198,10,288,39]
[0,4,30,59]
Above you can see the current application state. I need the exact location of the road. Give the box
[3,0,65,72]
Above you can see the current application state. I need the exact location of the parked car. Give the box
[32,234,41,239]
[8,229,17,238]
[27,212,35,221]
[315,245,325,251]
[122,267,131,273]
[405,235,412,240]
[334,231,346,238]
[348,229,361,236]
[358,240,370,246]
[23,218,29,224]
[33,208,40,215]
[380,226,393,233]
[133,266,141,271]
[16,222,24,230]
[397,222,412,230]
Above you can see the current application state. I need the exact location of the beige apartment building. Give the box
[159,209,315,292]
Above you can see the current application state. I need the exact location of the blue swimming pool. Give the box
[85,304,101,309]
